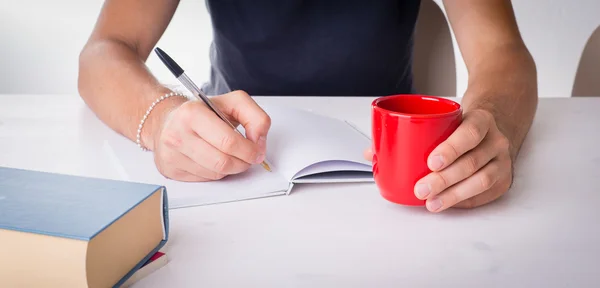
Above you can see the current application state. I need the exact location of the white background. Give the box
[0,0,598,97]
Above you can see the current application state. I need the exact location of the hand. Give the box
[364,108,513,212]
[151,90,271,182]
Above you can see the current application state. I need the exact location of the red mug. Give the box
[371,94,462,206]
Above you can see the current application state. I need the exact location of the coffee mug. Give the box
[371,94,462,206]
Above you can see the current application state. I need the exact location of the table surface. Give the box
[1,94,600,288]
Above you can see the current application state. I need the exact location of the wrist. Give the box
[461,88,535,164]
[138,90,189,151]
[461,45,537,164]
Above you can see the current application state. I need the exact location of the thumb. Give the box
[215,90,271,151]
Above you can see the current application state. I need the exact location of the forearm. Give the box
[78,39,187,150]
[461,43,538,161]
[442,0,538,161]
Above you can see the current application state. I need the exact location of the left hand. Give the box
[364,108,514,212]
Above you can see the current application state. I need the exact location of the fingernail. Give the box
[428,155,444,170]
[427,198,443,212]
[255,153,265,164]
[415,183,431,199]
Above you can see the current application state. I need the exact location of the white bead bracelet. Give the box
[136,91,186,151]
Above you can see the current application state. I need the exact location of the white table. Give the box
[1,94,600,288]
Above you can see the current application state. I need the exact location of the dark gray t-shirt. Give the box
[202,0,421,96]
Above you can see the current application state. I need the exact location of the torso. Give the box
[202,0,422,96]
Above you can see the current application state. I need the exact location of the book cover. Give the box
[0,166,170,288]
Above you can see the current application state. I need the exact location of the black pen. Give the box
[154,47,271,172]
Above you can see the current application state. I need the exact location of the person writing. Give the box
[78,0,538,212]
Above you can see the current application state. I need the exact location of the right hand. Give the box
[150,90,271,182]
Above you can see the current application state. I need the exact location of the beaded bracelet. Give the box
[136,91,186,151]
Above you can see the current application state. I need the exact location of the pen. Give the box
[154,47,272,172]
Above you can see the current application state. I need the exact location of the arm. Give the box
[413,0,537,212]
[443,0,538,161]
[78,0,186,151]
[78,0,270,182]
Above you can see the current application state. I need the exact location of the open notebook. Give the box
[104,102,373,208]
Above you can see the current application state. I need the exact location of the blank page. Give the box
[103,133,290,209]
[258,103,372,182]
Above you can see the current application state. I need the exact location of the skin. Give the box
[79,0,537,211]
[365,0,538,212]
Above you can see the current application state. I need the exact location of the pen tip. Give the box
[261,161,272,172]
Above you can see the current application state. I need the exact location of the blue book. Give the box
[0,166,169,288]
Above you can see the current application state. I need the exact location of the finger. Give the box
[363,147,373,161]
[453,186,505,209]
[427,109,492,171]
[168,168,211,182]
[176,129,252,175]
[155,148,223,182]
[424,158,502,212]
[177,153,227,181]
[218,90,271,149]
[415,135,497,200]
[184,101,264,165]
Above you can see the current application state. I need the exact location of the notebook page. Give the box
[292,160,372,180]
[292,170,375,183]
[103,133,290,209]
[259,103,372,182]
